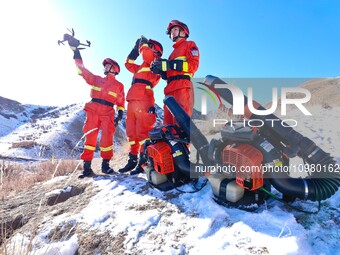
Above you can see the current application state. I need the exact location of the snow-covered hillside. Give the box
[0,96,85,160]
[0,97,165,161]
[2,103,339,255]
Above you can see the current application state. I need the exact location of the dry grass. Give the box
[10,141,37,149]
[0,159,81,197]
[0,159,82,254]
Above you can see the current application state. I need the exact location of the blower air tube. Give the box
[170,140,191,178]
[203,75,340,201]
[163,96,214,172]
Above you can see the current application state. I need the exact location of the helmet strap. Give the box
[104,64,117,75]
[171,28,186,42]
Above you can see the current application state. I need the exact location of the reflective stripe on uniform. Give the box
[161,61,167,71]
[129,141,136,145]
[138,67,151,73]
[175,56,188,72]
[84,145,96,151]
[183,62,188,72]
[117,106,125,111]
[92,86,101,91]
[100,145,113,152]
[77,66,82,75]
[139,138,150,145]
[108,91,117,97]
[175,56,187,61]
[146,86,152,90]
[128,59,135,64]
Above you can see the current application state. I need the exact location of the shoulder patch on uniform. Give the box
[190,46,199,57]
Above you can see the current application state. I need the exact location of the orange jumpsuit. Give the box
[75,59,125,161]
[164,39,200,124]
[125,45,161,155]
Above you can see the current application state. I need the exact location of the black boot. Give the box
[130,153,147,175]
[78,160,94,178]
[102,159,114,174]
[118,153,138,173]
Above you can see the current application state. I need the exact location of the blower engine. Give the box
[143,124,192,191]
[142,75,340,210]
[207,122,284,208]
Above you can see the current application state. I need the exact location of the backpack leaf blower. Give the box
[142,76,340,210]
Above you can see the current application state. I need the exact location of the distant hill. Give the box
[299,78,340,108]
[265,77,340,110]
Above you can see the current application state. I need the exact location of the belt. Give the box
[132,78,153,88]
[167,75,191,84]
[91,98,114,107]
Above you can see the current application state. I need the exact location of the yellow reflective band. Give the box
[100,145,113,152]
[84,145,96,151]
[108,91,117,97]
[139,138,150,145]
[76,67,82,75]
[146,86,152,90]
[92,86,101,91]
[129,141,136,145]
[274,161,283,167]
[117,106,125,111]
[128,59,135,63]
[183,73,193,78]
[173,151,183,157]
[175,56,187,61]
[161,61,167,71]
[138,67,151,73]
[183,61,189,72]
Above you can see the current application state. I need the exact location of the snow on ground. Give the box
[9,175,339,255]
[5,106,340,255]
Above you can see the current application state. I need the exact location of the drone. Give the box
[58,28,91,49]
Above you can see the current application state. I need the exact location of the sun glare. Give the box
[0,1,89,106]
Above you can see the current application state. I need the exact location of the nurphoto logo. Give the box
[195,78,312,128]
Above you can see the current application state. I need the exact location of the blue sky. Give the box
[1,0,339,107]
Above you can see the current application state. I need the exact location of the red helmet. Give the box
[102,58,120,75]
[166,20,189,38]
[148,39,163,57]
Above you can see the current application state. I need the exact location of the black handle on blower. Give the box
[163,96,213,167]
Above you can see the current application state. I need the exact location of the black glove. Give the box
[139,36,148,47]
[133,38,141,50]
[148,106,156,114]
[66,35,82,60]
[114,110,123,126]
[128,48,139,60]
[150,59,168,74]
[150,59,168,79]
[73,49,82,60]
[128,38,141,60]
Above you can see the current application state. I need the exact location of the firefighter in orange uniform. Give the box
[150,20,199,124]
[69,44,125,178]
[118,37,163,175]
